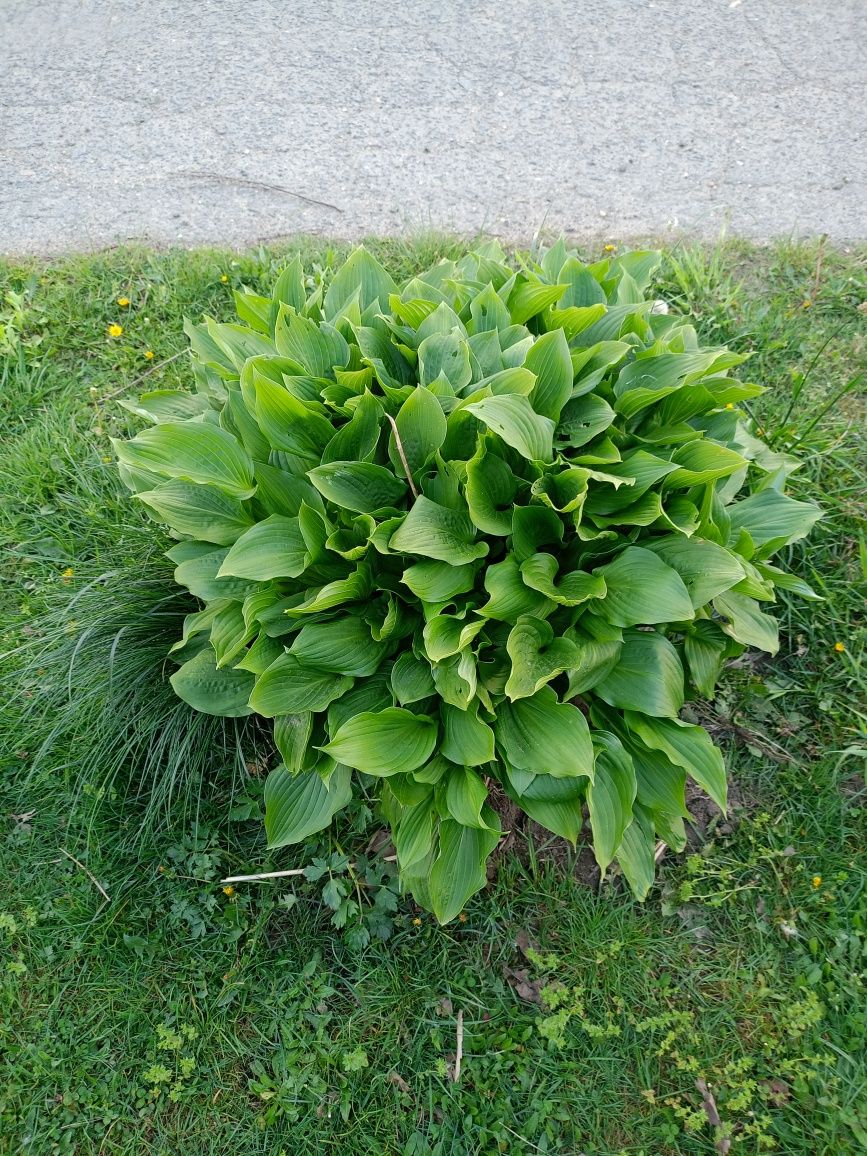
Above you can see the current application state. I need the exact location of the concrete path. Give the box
[1,0,865,254]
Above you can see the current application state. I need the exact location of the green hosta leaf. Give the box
[465,442,519,535]
[264,764,352,848]
[643,536,744,608]
[390,652,436,705]
[273,712,314,772]
[508,280,566,325]
[391,385,448,476]
[464,395,555,462]
[556,394,616,449]
[593,630,685,717]
[389,496,488,564]
[524,328,573,421]
[684,620,732,697]
[249,373,335,464]
[587,732,637,872]
[713,590,780,654]
[563,617,624,695]
[423,614,484,663]
[253,462,323,518]
[401,559,479,602]
[520,553,606,606]
[432,650,477,710]
[321,391,383,464]
[290,618,387,677]
[308,461,407,513]
[481,555,556,622]
[173,547,254,602]
[320,708,438,776]
[210,602,255,668]
[394,796,437,869]
[138,481,253,546]
[665,440,748,488]
[323,246,396,318]
[273,256,306,312]
[469,282,511,333]
[428,814,501,923]
[217,515,307,580]
[119,389,210,424]
[616,805,656,900]
[285,566,372,616]
[249,653,353,717]
[496,687,594,779]
[530,467,590,514]
[727,489,823,551]
[326,674,393,737]
[504,616,581,700]
[274,307,350,376]
[511,505,564,562]
[417,332,472,391]
[445,766,493,830]
[626,712,727,813]
[169,648,254,716]
[441,703,495,767]
[113,423,255,499]
[593,546,694,627]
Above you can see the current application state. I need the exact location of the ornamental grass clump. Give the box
[114,241,821,922]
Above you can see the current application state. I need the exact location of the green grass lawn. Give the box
[1,237,865,1155]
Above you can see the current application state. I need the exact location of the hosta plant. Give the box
[114,241,821,922]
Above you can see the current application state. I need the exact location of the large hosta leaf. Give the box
[587,732,637,872]
[249,653,353,717]
[308,461,407,513]
[217,516,308,580]
[593,630,685,717]
[626,713,727,813]
[428,813,501,923]
[170,649,254,716]
[290,618,388,677]
[113,423,255,498]
[464,394,555,462]
[495,687,594,779]
[504,616,581,700]
[389,496,488,564]
[594,547,694,627]
[264,764,353,848]
[320,708,438,776]
[139,481,253,545]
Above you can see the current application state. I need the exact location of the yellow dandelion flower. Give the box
[117,296,130,307]
[604,243,616,252]
[834,642,846,653]
[801,299,812,309]
[222,885,235,897]
[61,567,74,582]
[144,350,155,360]
[812,875,822,888]
[725,402,734,410]
[108,323,123,337]
[412,916,422,926]
[220,274,229,283]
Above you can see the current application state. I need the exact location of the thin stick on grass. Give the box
[60,848,110,902]
[222,855,397,885]
[103,349,186,400]
[385,414,419,498]
[453,1010,464,1082]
